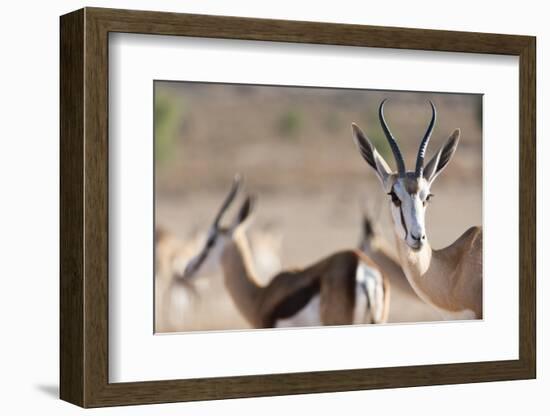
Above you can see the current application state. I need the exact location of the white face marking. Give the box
[386,175,432,250]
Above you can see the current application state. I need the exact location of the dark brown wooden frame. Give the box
[60,7,536,408]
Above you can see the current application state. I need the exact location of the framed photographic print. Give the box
[60,7,536,408]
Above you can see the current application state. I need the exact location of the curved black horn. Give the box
[212,174,242,228]
[415,100,437,177]
[379,99,406,176]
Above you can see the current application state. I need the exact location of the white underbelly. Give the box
[437,308,477,321]
[352,282,369,324]
[275,263,386,328]
[275,295,322,328]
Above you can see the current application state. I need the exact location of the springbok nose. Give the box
[411,232,426,242]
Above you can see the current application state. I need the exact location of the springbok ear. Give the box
[352,123,392,185]
[232,195,256,230]
[423,129,460,183]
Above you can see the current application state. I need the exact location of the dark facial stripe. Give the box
[390,185,408,239]
[399,205,408,239]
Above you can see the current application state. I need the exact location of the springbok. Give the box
[359,211,441,323]
[351,99,482,320]
[181,176,390,328]
[155,224,283,332]
[155,227,209,332]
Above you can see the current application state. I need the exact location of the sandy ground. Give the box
[155,181,481,331]
[157,183,482,273]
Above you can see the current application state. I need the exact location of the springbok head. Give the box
[352,99,460,250]
[180,175,254,279]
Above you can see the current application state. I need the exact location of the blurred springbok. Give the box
[352,99,482,320]
[155,227,211,332]
[155,221,283,332]
[181,176,390,328]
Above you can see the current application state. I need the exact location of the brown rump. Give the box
[260,251,360,327]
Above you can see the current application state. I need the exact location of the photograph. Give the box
[153,81,483,333]
[55,6,537,409]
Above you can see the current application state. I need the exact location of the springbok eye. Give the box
[423,193,434,206]
[388,191,401,207]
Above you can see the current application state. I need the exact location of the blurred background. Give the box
[154,81,482,332]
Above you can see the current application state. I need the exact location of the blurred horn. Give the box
[379,99,406,176]
[212,174,242,228]
[415,100,437,177]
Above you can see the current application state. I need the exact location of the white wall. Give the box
[0,0,545,414]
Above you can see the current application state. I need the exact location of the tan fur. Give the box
[396,226,482,318]
[154,227,208,332]
[155,228,199,282]
[155,227,185,283]
[361,224,441,322]
[221,230,390,328]
[381,175,483,320]
[381,276,391,323]
[154,226,283,332]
